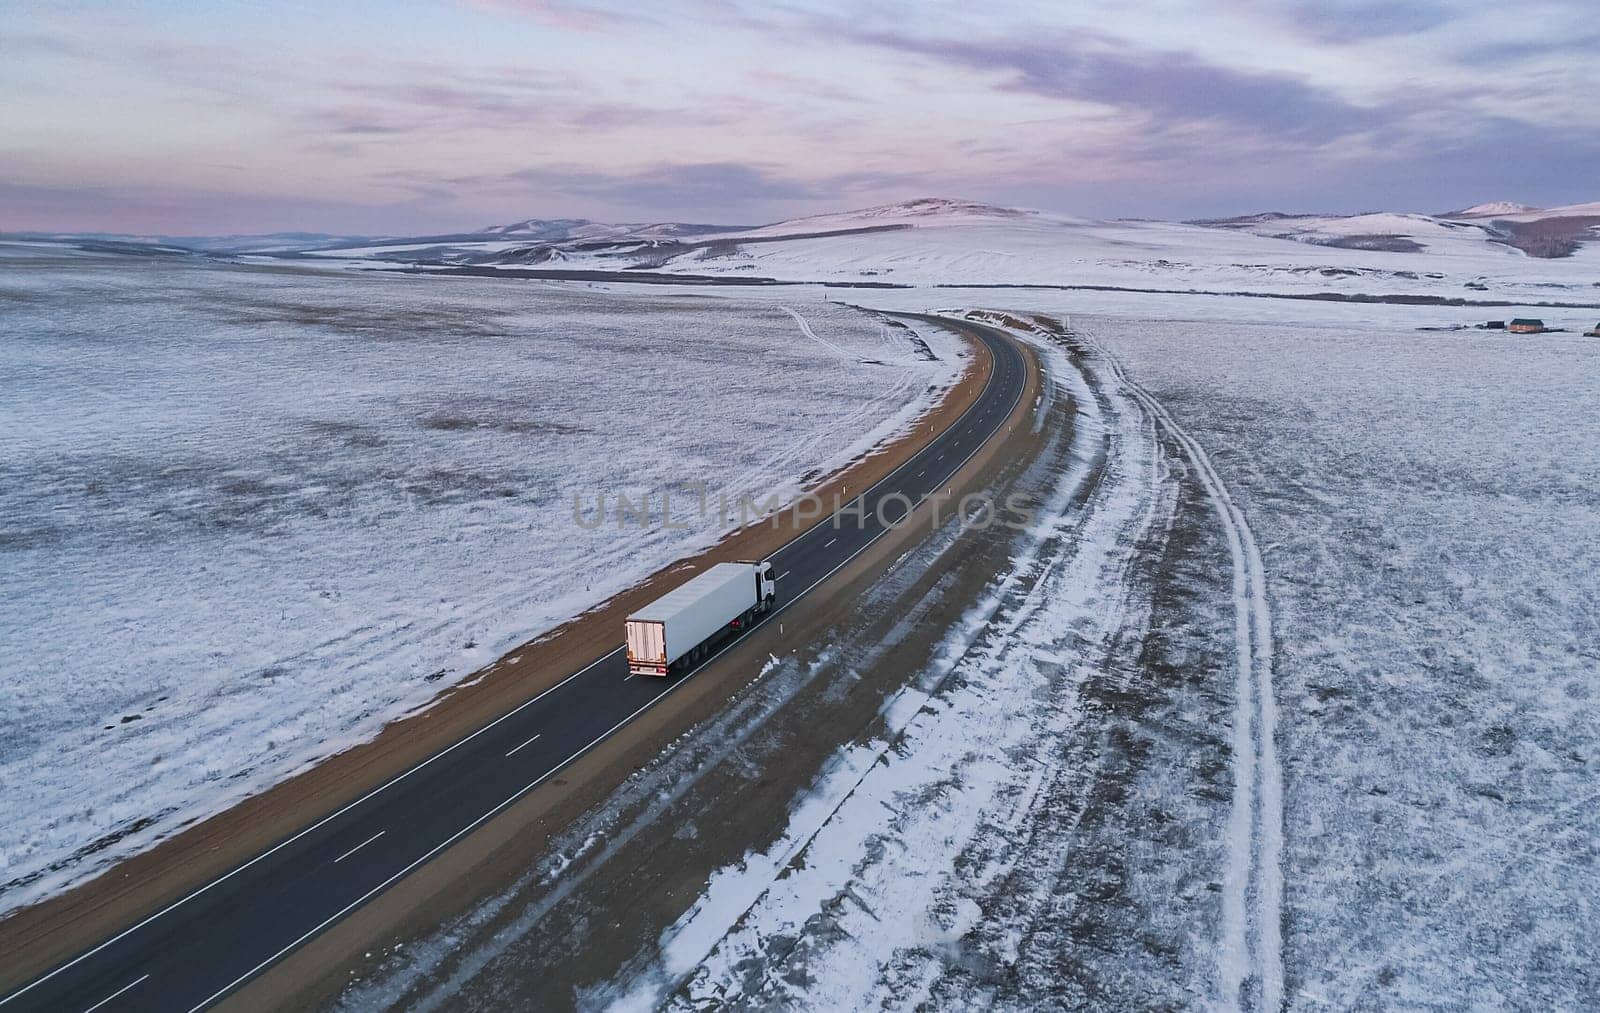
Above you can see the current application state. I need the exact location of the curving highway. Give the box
[0,315,1028,1013]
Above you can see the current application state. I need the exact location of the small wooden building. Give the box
[1508,318,1545,334]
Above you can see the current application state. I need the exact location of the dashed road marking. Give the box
[82,976,149,1013]
[505,733,542,757]
[333,831,386,864]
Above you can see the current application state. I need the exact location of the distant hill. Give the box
[1439,201,1600,258]
[14,195,1596,297]
[1187,200,1600,260]
[1449,202,1540,218]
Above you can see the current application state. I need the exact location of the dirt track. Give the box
[0,312,992,995]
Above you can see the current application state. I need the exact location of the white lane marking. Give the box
[5,317,1024,1013]
[823,537,836,549]
[505,733,542,757]
[915,470,924,477]
[778,570,791,580]
[333,831,386,865]
[622,673,636,682]
[81,975,148,1013]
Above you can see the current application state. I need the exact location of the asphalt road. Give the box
[0,315,1027,1013]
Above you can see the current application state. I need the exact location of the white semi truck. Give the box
[625,560,777,676]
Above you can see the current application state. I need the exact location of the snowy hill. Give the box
[1450,201,1540,218]
[1445,200,1600,222]
[126,194,1598,299]
[691,197,1070,242]
[1193,203,1600,261]
[461,197,1596,299]
[478,217,740,241]
[1434,202,1600,258]
[1536,201,1600,220]
[476,218,627,241]
[1191,210,1501,255]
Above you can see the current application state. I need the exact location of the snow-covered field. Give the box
[1083,312,1600,1007]
[6,200,1597,1004]
[583,296,1599,1008]
[0,251,964,916]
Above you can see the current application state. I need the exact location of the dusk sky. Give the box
[3,0,1597,235]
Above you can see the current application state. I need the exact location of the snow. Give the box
[452,206,1600,306]
[7,196,1598,1002]
[586,292,1600,1008]
[686,198,1074,242]
[1098,339,1285,1009]
[1452,201,1541,218]
[299,239,535,258]
[1204,211,1507,256]
[475,219,731,242]
[1539,200,1600,219]
[595,318,1181,1009]
[1468,200,1600,222]
[255,196,1600,306]
[0,250,964,917]
[474,218,629,240]
[1076,312,1600,1007]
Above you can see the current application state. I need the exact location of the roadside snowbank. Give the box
[599,321,1170,1009]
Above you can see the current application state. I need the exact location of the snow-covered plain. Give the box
[1080,311,1600,1007]
[579,292,1599,1008]
[7,197,1598,1004]
[0,250,964,916]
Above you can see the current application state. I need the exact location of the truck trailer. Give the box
[625,560,776,676]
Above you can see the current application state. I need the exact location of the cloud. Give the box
[505,161,927,215]
[461,0,642,32]
[1275,0,1455,43]
[297,61,708,146]
[0,179,465,235]
[7,0,1596,231]
[512,162,821,205]
[835,26,1384,145]
[0,30,86,59]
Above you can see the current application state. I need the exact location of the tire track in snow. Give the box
[1079,326,1284,1012]
[779,305,852,360]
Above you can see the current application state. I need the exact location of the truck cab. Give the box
[757,560,777,610]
